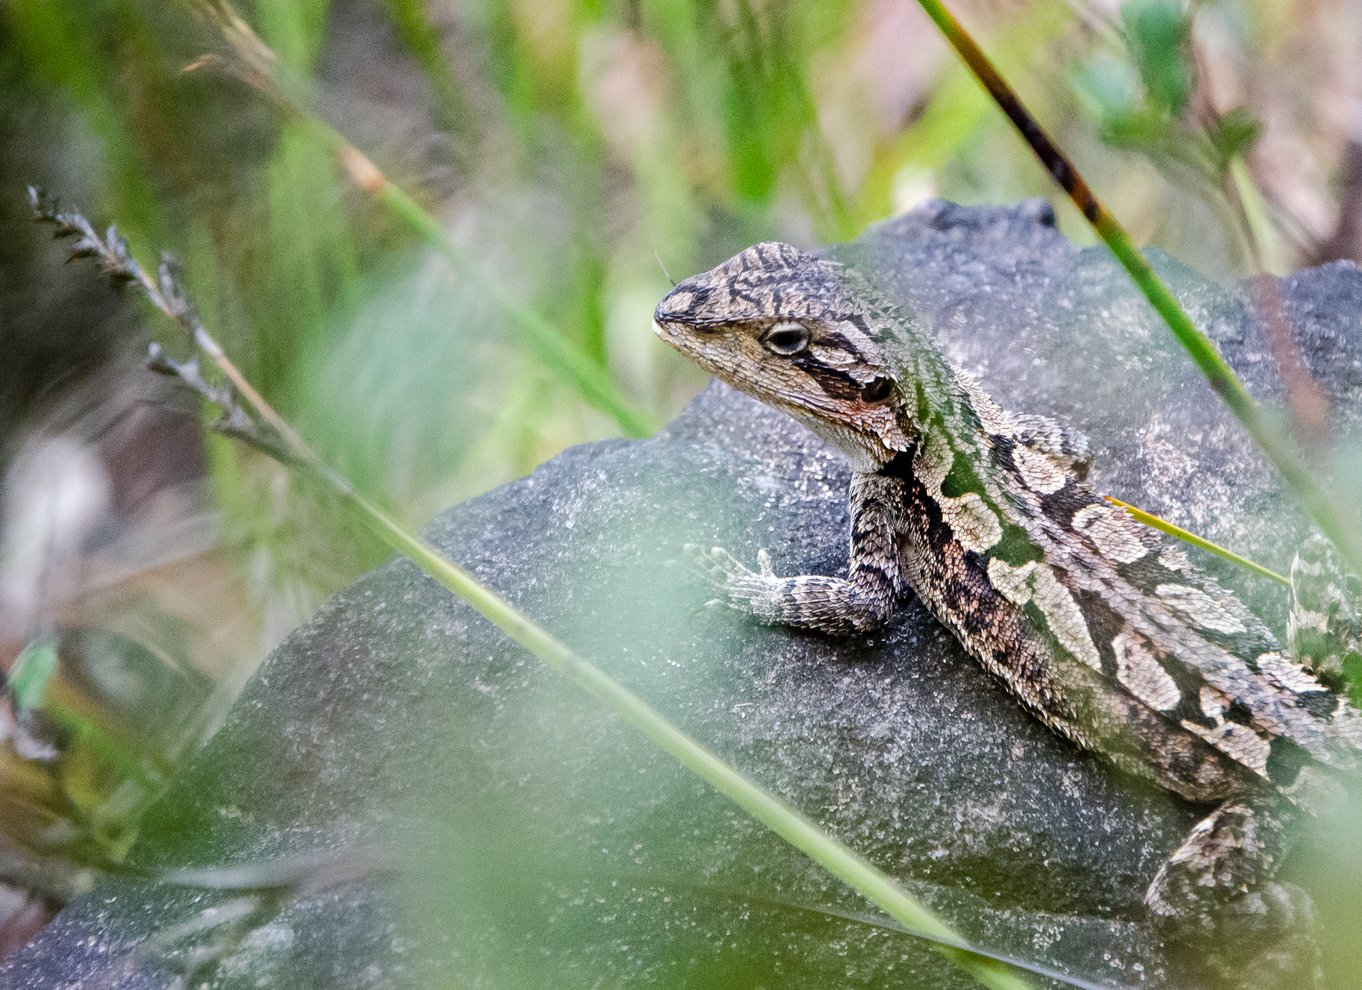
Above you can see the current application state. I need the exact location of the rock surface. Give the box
[5,201,1362,989]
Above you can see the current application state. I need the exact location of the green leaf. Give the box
[1121,0,1193,115]
[11,637,59,710]
[1208,107,1263,164]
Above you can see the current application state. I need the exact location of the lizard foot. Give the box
[683,545,788,621]
[1147,800,1321,988]
[1289,532,1362,689]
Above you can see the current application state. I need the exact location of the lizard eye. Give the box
[860,375,895,403]
[761,321,811,356]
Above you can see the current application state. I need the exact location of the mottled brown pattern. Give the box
[655,242,1362,947]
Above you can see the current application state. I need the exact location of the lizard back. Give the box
[654,240,1362,811]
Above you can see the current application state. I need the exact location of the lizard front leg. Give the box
[692,471,905,636]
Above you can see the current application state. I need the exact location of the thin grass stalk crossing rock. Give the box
[912,0,1362,581]
[29,190,1038,990]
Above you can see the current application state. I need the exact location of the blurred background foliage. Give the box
[2,0,1362,960]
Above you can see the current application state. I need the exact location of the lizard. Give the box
[651,239,1362,954]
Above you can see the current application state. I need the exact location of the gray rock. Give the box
[6,200,1362,990]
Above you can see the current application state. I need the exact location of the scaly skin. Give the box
[653,241,1362,952]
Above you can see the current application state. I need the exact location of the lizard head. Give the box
[653,242,913,469]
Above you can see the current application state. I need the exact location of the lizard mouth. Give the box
[652,316,768,404]
[651,317,690,359]
[651,316,705,353]
[652,318,732,385]
[651,316,679,348]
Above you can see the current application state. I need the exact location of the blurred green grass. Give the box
[5,0,1321,624]
[3,0,1361,964]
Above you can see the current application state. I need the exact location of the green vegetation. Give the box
[8,1,1330,621]
[4,0,1362,985]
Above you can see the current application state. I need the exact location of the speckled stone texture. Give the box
[5,200,1362,990]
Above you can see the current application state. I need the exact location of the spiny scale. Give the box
[654,240,1362,941]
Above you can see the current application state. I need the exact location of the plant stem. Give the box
[189,1,657,438]
[321,133,657,439]
[34,190,1036,990]
[1104,497,1288,585]
[205,311,1037,990]
[912,0,1362,579]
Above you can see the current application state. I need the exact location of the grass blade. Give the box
[33,190,1035,990]
[1104,496,1288,585]
[912,0,1362,580]
[187,0,657,438]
